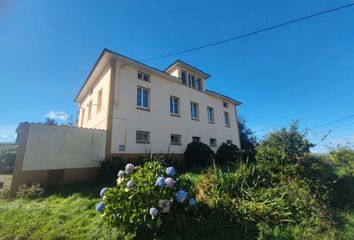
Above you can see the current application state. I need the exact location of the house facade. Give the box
[75,49,242,159]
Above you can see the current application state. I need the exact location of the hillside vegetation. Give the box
[0,124,353,239]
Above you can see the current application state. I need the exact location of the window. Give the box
[210,138,217,147]
[81,108,85,125]
[171,134,181,145]
[192,136,201,142]
[137,71,150,82]
[197,78,202,90]
[97,88,103,113]
[87,100,92,121]
[226,140,232,145]
[207,107,214,123]
[181,71,187,85]
[136,131,150,143]
[223,101,228,108]
[188,73,195,88]
[191,102,199,120]
[137,86,149,109]
[224,112,230,127]
[170,96,180,116]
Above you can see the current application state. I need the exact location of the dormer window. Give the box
[181,70,187,85]
[188,73,196,88]
[138,71,150,82]
[197,78,202,90]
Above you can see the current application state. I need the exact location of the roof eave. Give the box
[205,90,242,106]
[164,60,211,79]
[74,49,109,103]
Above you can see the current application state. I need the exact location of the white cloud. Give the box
[0,126,17,143]
[45,111,69,122]
[0,134,16,143]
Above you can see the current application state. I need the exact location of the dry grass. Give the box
[0,174,12,189]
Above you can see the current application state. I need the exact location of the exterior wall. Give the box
[78,65,111,129]
[10,123,106,195]
[22,124,106,170]
[110,61,240,154]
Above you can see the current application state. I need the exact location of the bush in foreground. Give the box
[97,159,198,239]
[184,142,214,166]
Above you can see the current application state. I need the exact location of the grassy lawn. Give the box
[0,181,121,239]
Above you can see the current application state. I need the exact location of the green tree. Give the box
[330,146,354,175]
[238,118,257,160]
[256,122,314,175]
[44,117,57,126]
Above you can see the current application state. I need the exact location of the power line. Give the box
[308,114,354,131]
[142,3,354,62]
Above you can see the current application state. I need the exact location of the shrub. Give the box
[0,187,11,199]
[98,160,198,239]
[195,163,334,239]
[256,122,313,178]
[330,146,354,175]
[0,145,16,174]
[332,174,354,208]
[16,183,44,199]
[215,142,241,164]
[184,142,214,166]
[99,158,122,182]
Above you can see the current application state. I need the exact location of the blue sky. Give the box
[1,0,354,152]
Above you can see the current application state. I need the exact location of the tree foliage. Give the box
[238,118,258,160]
[256,122,314,175]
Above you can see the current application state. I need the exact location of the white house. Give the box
[75,49,242,159]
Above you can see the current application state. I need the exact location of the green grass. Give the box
[0,181,122,240]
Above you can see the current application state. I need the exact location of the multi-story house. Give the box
[75,49,242,159]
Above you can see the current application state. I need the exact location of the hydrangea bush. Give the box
[96,160,197,238]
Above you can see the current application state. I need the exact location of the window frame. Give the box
[223,101,228,108]
[207,107,215,123]
[170,134,182,145]
[181,70,187,85]
[188,73,196,88]
[81,108,85,126]
[96,88,103,113]
[170,96,180,116]
[210,138,217,147]
[137,71,150,82]
[192,136,201,143]
[224,111,230,127]
[137,86,150,110]
[136,131,150,143]
[190,102,199,120]
[196,78,202,90]
[87,100,92,121]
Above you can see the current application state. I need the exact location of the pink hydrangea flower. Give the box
[165,177,175,188]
